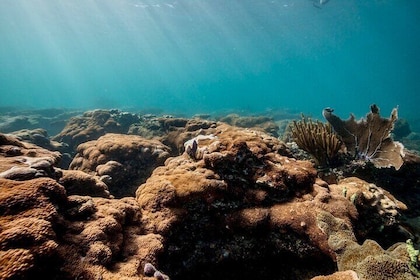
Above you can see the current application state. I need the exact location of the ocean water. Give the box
[1,0,419,122]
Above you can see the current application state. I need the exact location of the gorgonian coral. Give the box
[323,104,405,170]
[290,115,342,168]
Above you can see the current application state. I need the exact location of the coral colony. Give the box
[323,104,404,170]
[291,104,405,171]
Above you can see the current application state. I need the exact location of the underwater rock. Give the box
[400,132,420,152]
[394,118,412,140]
[69,133,171,197]
[0,115,33,133]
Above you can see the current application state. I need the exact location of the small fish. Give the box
[313,0,330,9]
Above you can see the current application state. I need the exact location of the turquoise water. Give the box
[1,0,419,120]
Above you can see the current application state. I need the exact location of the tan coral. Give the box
[316,211,417,280]
[311,270,360,280]
[217,113,280,137]
[0,178,66,279]
[52,109,127,151]
[329,177,407,238]
[70,133,171,197]
[0,249,35,280]
[57,196,149,279]
[136,123,359,278]
[59,169,111,198]
[0,133,61,180]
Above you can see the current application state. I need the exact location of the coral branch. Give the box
[290,115,342,168]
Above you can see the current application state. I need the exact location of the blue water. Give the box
[1,0,419,121]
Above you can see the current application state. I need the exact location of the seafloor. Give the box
[1,107,420,280]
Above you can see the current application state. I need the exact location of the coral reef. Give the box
[59,169,111,198]
[311,270,360,280]
[1,108,420,280]
[323,105,405,170]
[9,128,63,151]
[56,196,155,280]
[69,133,171,197]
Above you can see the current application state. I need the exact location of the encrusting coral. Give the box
[328,177,408,242]
[323,105,405,170]
[290,115,342,168]
[316,211,419,280]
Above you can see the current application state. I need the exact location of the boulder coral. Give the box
[52,109,139,153]
[59,169,111,198]
[0,178,67,279]
[136,123,359,279]
[0,177,163,280]
[56,196,156,279]
[216,113,280,137]
[69,133,171,197]
[0,133,62,181]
